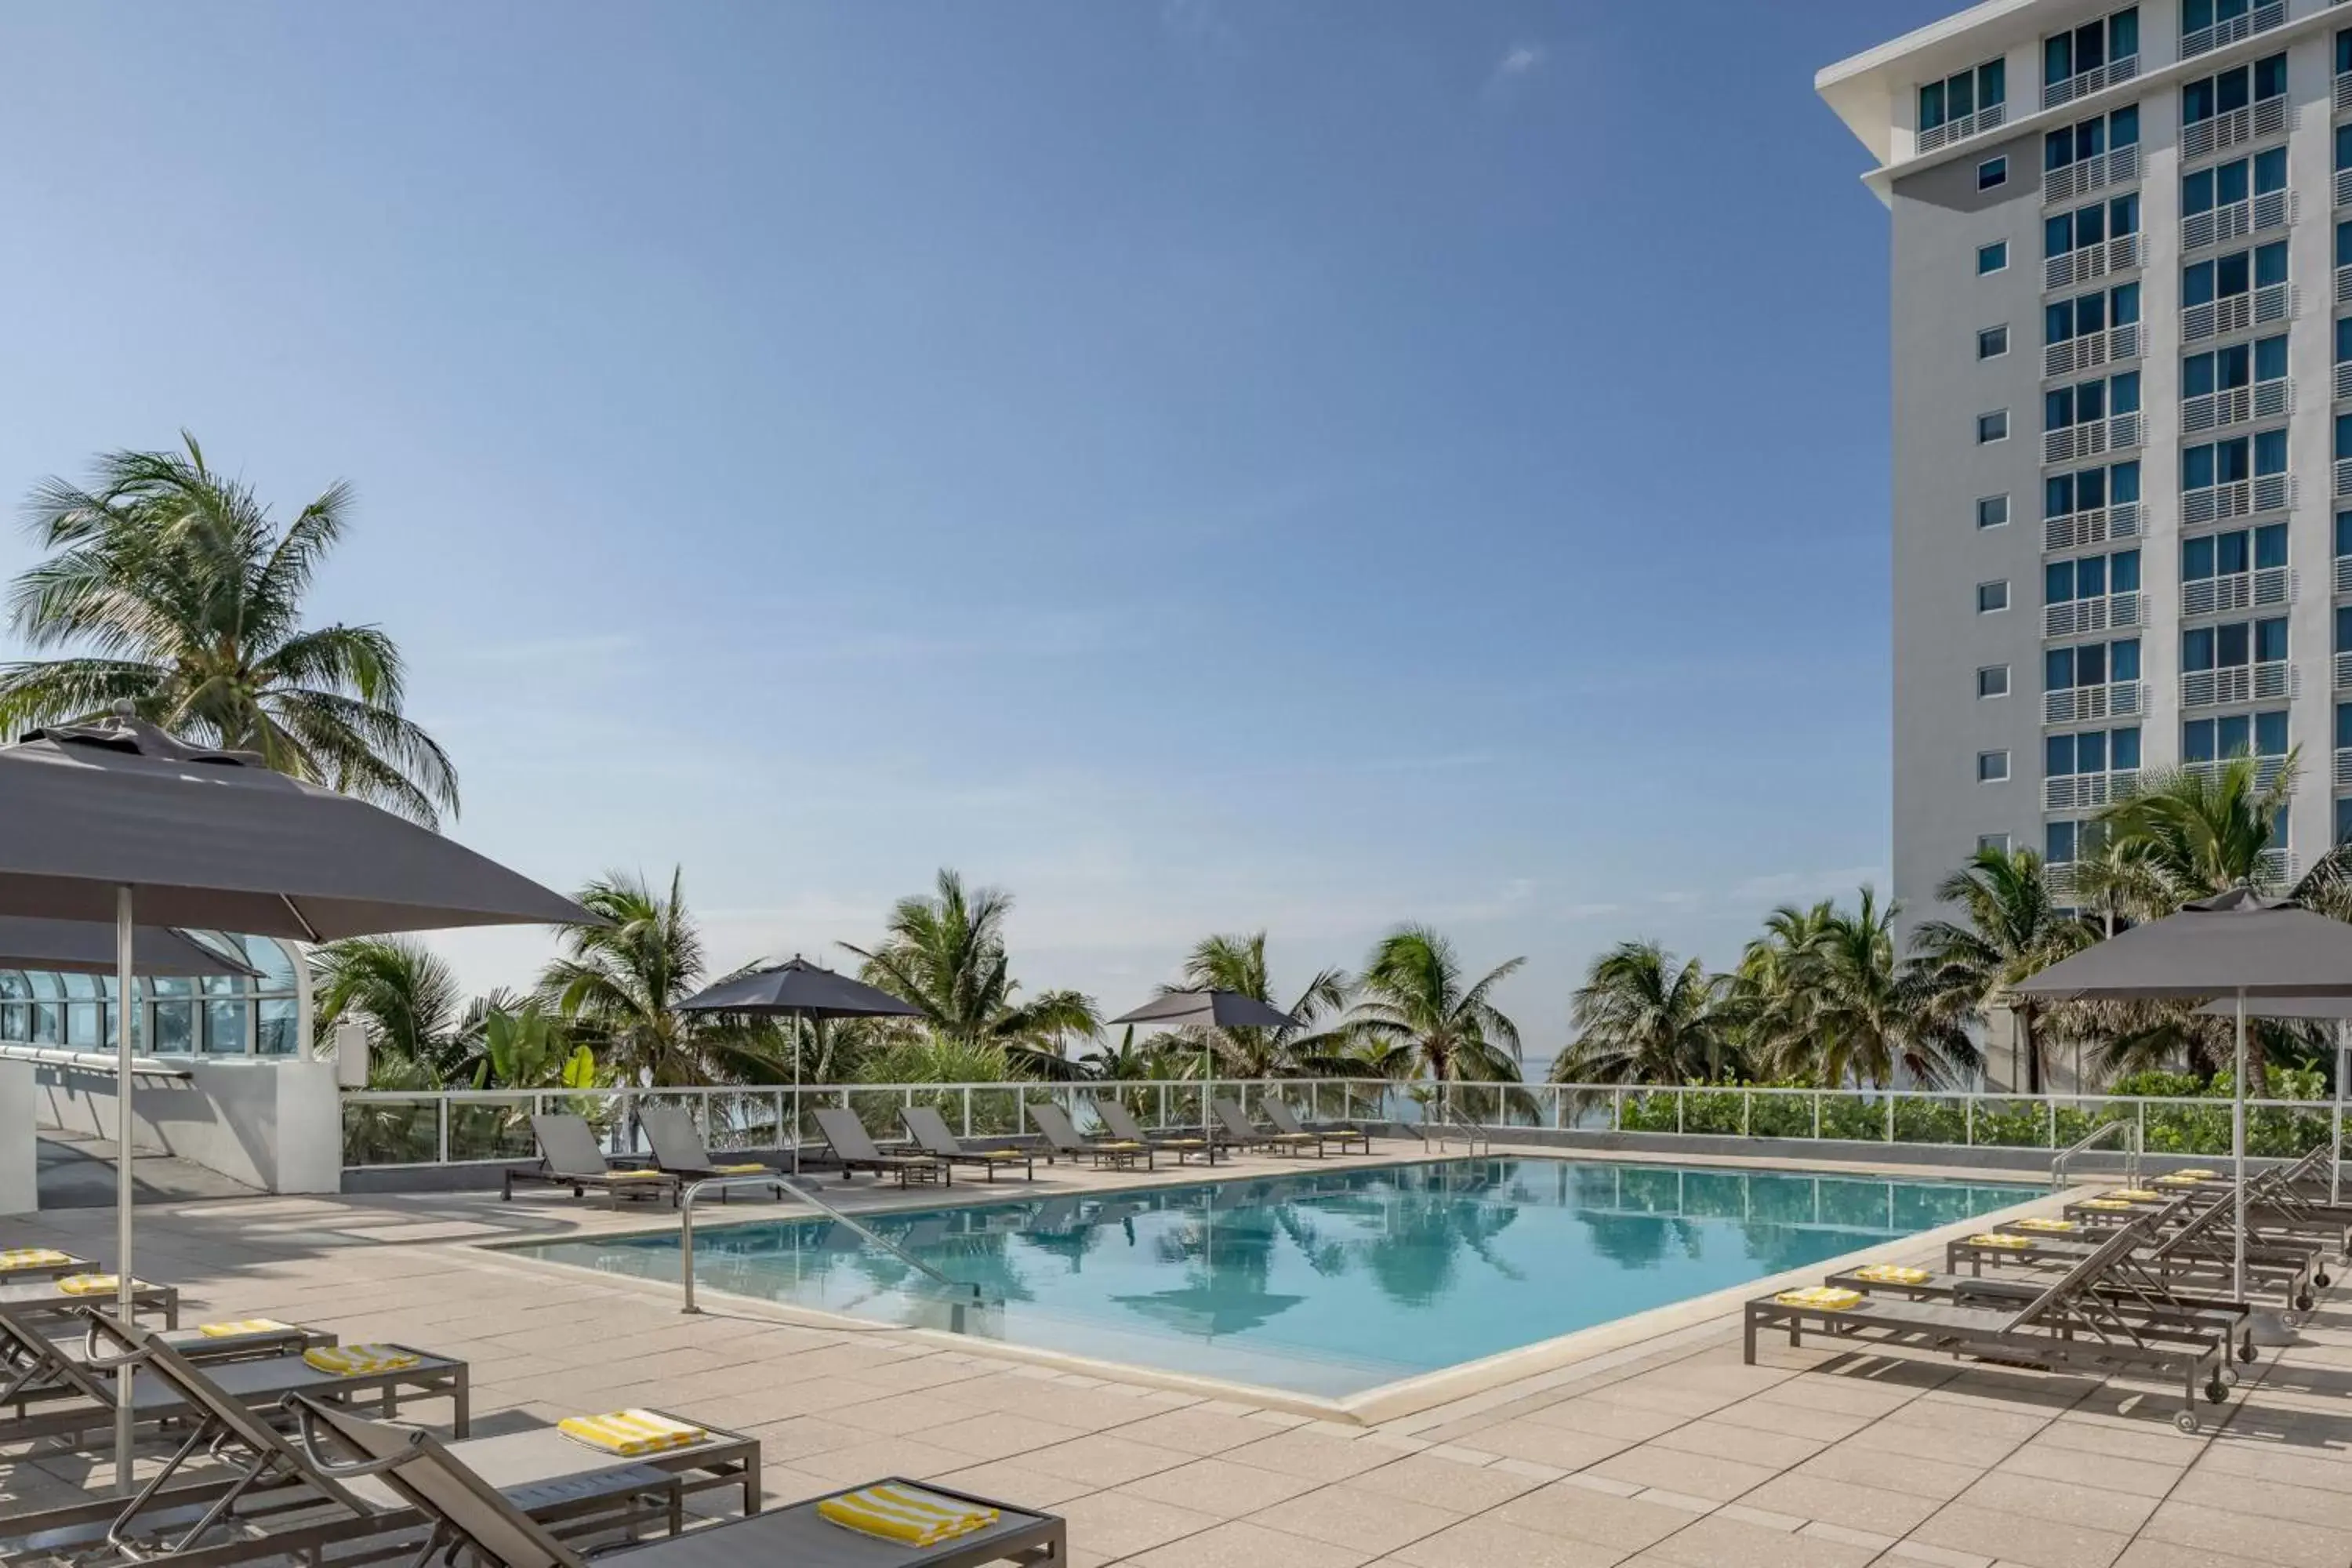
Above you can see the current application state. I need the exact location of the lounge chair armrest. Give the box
[74,1312,151,1372]
[281,1393,430,1477]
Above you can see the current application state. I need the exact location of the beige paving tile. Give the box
[927,1458,1098,1509]
[1796,1442,1981,1501]
[1706,1395,1876,1444]
[2109,1540,2284,1568]
[1957,1472,2158,1536]
[2137,1498,2352,1568]
[823,1390,993,1436]
[1118,1456,1322,1519]
[786,1435,977,1486]
[1646,1417,1824,1470]
[1018,1433,1198,1488]
[1521,1397,1693,1443]
[1490,1483,1693,1552]
[1904,1501,2130,1568]
[1740,1472,1943,1537]
[1250,1484,1465,1555]
[916,1411,1093,1462]
[1584,1443,1777,1502]
[1641,1513,1881,1568]
[1225,1427,1400,1483]
[1391,1512,1636,1568]
[1128,1518,1374,1567]
[1115,1406,1284,1456]
[1338,1451,1547,1514]
[1049,1490,1225,1560]
[1991,1439,2187,1499]
[1462,1417,1633,1471]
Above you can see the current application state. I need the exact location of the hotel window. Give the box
[2338,702,2352,751]
[1978,580,2010,613]
[2183,241,2287,310]
[2183,336,2286,399]
[2046,548,2138,608]
[2182,149,2285,226]
[2047,9,2138,87]
[2339,604,2352,654]
[2181,430,2285,492]
[2045,283,2138,345]
[2183,710,2288,763]
[2182,524,2286,585]
[2338,797,2352,848]
[2046,818,2090,866]
[2049,726,2140,779]
[1978,665,2011,698]
[1977,833,2013,855]
[2180,53,2287,127]
[2045,372,2137,434]
[1979,157,2009,191]
[2047,194,2140,259]
[2045,637,2139,691]
[1978,495,2011,529]
[1977,410,2009,445]
[2340,27,2352,77]
[2045,105,2140,171]
[2183,617,2285,673]
[2339,318,2352,374]
[2338,513,2352,563]
[1979,325,2009,360]
[2337,122,2352,180]
[2336,412,2352,464]
[1920,58,2008,133]
[1977,750,2011,782]
[1979,241,2010,275]
[2045,460,2140,520]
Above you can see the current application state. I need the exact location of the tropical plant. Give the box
[313,937,467,1081]
[538,869,787,1086]
[1341,927,1523,1082]
[471,1002,599,1091]
[1748,888,1979,1089]
[0,434,458,825]
[1553,941,1736,1085]
[1082,1025,1175,1082]
[1907,848,2099,1094]
[841,869,1101,1078]
[2091,753,2299,917]
[1151,931,1351,1078]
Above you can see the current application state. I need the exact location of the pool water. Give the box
[513,1158,2039,1396]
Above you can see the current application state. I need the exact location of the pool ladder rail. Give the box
[1420,1104,1494,1156]
[677,1172,996,1323]
[2049,1118,2141,1192]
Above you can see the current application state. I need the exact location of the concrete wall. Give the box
[35,1058,342,1196]
[0,1062,34,1215]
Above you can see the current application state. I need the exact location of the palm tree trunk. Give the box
[2022,1006,2042,1097]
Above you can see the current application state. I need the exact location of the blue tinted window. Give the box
[2216,160,2250,206]
[2256,618,2288,663]
[2112,549,2140,591]
[2184,260,2216,308]
[2185,445,2216,490]
[2337,702,2352,749]
[2185,352,2216,398]
[2077,731,2107,773]
[2047,821,2078,864]
[2338,604,2352,653]
[2256,336,2287,382]
[2183,169,2214,216]
[2111,635,2139,680]
[1980,241,2009,276]
[2112,104,2138,147]
[2112,727,2141,769]
[2048,474,2075,517]
[2047,215,2073,260]
[2046,648,2074,690]
[2218,713,2251,757]
[2046,562,2074,604]
[2184,535,2216,581]
[2255,147,2286,194]
[2112,372,2140,415]
[2336,797,2352,846]
[2112,462,2140,504]
[2256,430,2286,475]
[2255,52,2284,102]
[1979,157,2008,192]
[2047,389,2074,431]
[2183,719,2216,763]
[2256,710,2288,756]
[2255,525,2286,570]
[2084,642,2112,684]
[2218,622,2250,666]
[2184,627,2216,671]
[2111,284,2138,326]
[2078,556,2107,597]
[2047,735,2076,776]
[2256,242,2287,288]
[2218,530,2250,575]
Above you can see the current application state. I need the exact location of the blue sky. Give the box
[0,1,1958,1068]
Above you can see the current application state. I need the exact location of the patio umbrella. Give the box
[2194,994,2352,1205]
[0,916,256,978]
[0,711,593,1488]
[676,956,922,1175]
[1109,990,1303,1138]
[2011,889,2352,1299]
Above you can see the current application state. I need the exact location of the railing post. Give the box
[962,1086,974,1139]
[1813,1093,1823,1139]
[1966,1098,1975,1147]
[2046,1098,2057,1149]
[774,1091,786,1152]
[1741,1089,1751,1138]
[1885,1095,1895,1143]
[1676,1089,1685,1135]
[1613,1087,1623,1132]
[436,1098,449,1166]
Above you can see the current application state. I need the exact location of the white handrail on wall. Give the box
[0,1044,192,1078]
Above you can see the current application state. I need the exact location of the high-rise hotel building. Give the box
[1820,0,2352,923]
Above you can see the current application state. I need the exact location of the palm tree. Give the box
[1755,888,1978,1088]
[1342,927,1523,1083]
[1554,941,1735,1085]
[841,869,1101,1078]
[312,937,467,1082]
[0,434,458,825]
[1725,901,1836,1065]
[2092,753,2298,917]
[1908,848,2098,1094]
[538,869,786,1086]
[1160,931,1351,1077]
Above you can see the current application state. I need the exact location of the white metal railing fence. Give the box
[339,1079,2352,1169]
[2181,376,2288,435]
[2045,144,2138,206]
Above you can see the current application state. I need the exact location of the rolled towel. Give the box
[1773,1286,1863,1311]
[710,1162,768,1175]
[1853,1265,1932,1286]
[56,1274,148,1296]
[1966,1233,2032,1249]
[0,1248,74,1271]
[559,1409,709,1456]
[2078,1199,2135,1211]
[2013,1218,2078,1232]
[818,1483,999,1546]
[303,1344,421,1377]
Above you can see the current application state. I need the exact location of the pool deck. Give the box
[7,1141,2350,1568]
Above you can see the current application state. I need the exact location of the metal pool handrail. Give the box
[677,1172,988,1316]
[2050,1117,2140,1192]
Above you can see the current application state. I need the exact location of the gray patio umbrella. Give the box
[1109,990,1304,1137]
[677,956,923,1175]
[2011,889,2352,1298]
[0,916,257,978]
[0,712,593,1488]
[2194,993,2352,1204]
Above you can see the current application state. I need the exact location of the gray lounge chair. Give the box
[506,1114,680,1210]
[1748,1221,2234,1432]
[813,1106,953,1186]
[0,1270,178,1327]
[639,1104,787,1199]
[1091,1100,1220,1164]
[1029,1102,1152,1171]
[902,1107,1035,1181]
[0,1316,757,1568]
[0,1245,94,1283]
[2,1305,330,1409]
[1263,1099,1370,1155]
[1213,1098,1323,1157]
[293,1395,1065,1568]
[1954,1188,2323,1311]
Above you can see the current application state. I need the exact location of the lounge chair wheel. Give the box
[2318,1272,2333,1288]
[2206,1377,2228,1403]
[2282,1310,2305,1329]
[2219,1365,2240,1386]
[2239,1338,2259,1363]
[2295,1293,2314,1312]
[2174,1410,2201,1435]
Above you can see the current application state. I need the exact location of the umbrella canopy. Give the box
[0,916,256,978]
[677,957,924,1019]
[1109,989,1304,1031]
[2192,995,2352,1019]
[2009,890,2352,1000]
[0,715,593,938]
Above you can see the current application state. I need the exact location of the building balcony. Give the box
[2046,145,2140,207]
[2336,649,2352,689]
[2181,1,2285,64]
[2045,322,2140,379]
[2337,554,2352,596]
[2045,681,2142,724]
[1916,102,2006,155]
[2042,54,2140,112]
[2045,590,2141,639]
[2186,754,2292,791]
[2047,234,2141,292]
[2181,659,2294,710]
[2182,567,2292,619]
[2183,376,2288,434]
[2183,94,2287,162]
[2336,361,2352,402]
[2338,167,2352,210]
[2045,502,2140,553]
[2181,190,2292,255]
[2180,474,2290,527]
[2336,747,2352,789]
[2183,282,2291,346]
[2339,263,2352,306]
[2044,411,2143,464]
[2045,768,2139,812]
[2339,67,2352,116]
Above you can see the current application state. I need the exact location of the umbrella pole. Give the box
[114,884,136,1493]
[1201,1039,1210,1139]
[792,1014,804,1179]
[2336,1020,2347,1209]
[2234,988,2248,1302]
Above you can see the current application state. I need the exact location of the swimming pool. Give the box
[510,1158,2041,1398]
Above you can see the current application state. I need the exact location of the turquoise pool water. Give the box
[513,1158,2039,1396]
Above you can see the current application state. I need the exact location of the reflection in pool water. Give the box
[512,1158,2039,1396]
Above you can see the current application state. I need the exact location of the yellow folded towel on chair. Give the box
[1773,1286,1863,1311]
[2013,1218,2078,1232]
[558,1409,709,1456]
[978,1149,1026,1160]
[605,1169,666,1181]
[56,1274,147,1296]
[2078,1199,2134,1211]
[2109,1189,2161,1201]
[1966,1232,2031,1249]
[710,1162,768,1175]
[2154,1174,2204,1186]
[198,1318,296,1338]
[1096,1139,1145,1150]
[0,1248,74,1271]
[304,1344,420,1377]
[1853,1265,1932,1286]
[2176,1168,2218,1180]
[818,1483,999,1546]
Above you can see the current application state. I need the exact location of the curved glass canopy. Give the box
[0,934,303,1056]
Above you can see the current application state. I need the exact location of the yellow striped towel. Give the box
[2014,1218,2078,1232]
[1773,1286,1863,1311]
[1157,1138,1209,1148]
[2108,1189,2162,1201]
[2078,1199,2135,1211]
[303,1344,420,1377]
[198,1318,297,1338]
[1967,1232,2032,1249]
[557,1409,709,1456]
[978,1149,1027,1160]
[1097,1139,1145,1150]
[0,1248,74,1271]
[1854,1265,1932,1286]
[2176,1169,2219,1180]
[817,1483,999,1546]
[56,1274,146,1296]
[711,1162,768,1175]
[605,1170,666,1181]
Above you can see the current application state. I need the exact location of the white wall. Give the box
[33,1058,341,1196]
[0,1062,34,1215]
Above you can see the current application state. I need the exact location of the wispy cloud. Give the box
[1482,42,1548,103]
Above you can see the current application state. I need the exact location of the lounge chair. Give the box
[638,1104,787,1200]
[902,1106,1036,1181]
[292,1395,1065,1568]
[1264,1099,1371,1155]
[1029,1102,1153,1171]
[1092,1100,1221,1164]
[1955,1187,2324,1311]
[0,1245,93,1283]
[506,1114,679,1210]
[1214,1098,1324,1157]
[2,1305,331,1408]
[1824,1249,2256,1367]
[0,1316,758,1568]
[0,1304,469,1449]
[1748,1221,2234,1432]
[0,1269,179,1327]
[812,1106,953,1186]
